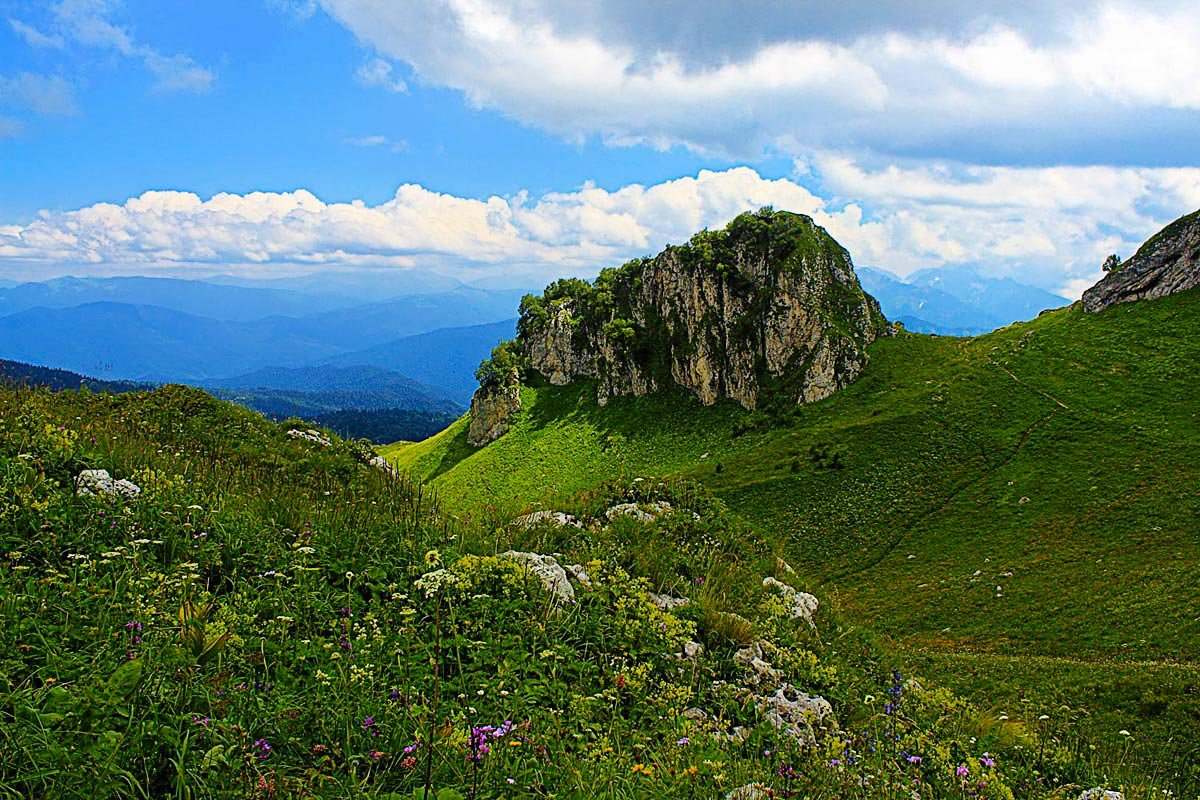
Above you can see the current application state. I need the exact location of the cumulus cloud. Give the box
[317,0,1200,161]
[3,165,1197,296]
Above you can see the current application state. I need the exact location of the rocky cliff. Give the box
[1083,209,1200,313]
[467,370,521,446]
[467,210,886,443]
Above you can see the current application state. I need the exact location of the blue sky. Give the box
[2,0,1200,296]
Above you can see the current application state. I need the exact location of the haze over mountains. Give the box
[0,266,1065,416]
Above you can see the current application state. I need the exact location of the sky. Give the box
[2,0,1200,297]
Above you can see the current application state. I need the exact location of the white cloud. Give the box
[2,165,1197,297]
[9,19,66,48]
[0,73,78,116]
[345,134,407,152]
[354,58,407,92]
[317,0,1200,158]
[807,154,1200,295]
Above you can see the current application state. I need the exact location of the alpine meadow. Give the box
[2,2,1199,799]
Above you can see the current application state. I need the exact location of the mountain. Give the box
[1083,207,1200,312]
[203,268,465,300]
[330,318,518,404]
[386,212,1200,787]
[0,285,527,386]
[468,209,886,446]
[205,364,462,414]
[857,265,1068,335]
[0,302,344,381]
[0,358,149,394]
[0,276,358,321]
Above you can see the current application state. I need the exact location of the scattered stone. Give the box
[605,501,672,523]
[75,469,141,499]
[647,592,689,611]
[287,428,332,447]
[734,642,783,686]
[565,563,593,588]
[683,641,704,660]
[510,510,582,529]
[500,551,575,604]
[762,576,818,626]
[366,454,400,478]
[761,684,835,744]
[682,707,708,721]
[726,784,769,800]
[1079,790,1124,800]
[1019,496,1031,505]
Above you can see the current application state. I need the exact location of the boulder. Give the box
[647,592,689,611]
[75,469,141,499]
[287,428,332,447]
[761,684,834,744]
[605,501,672,523]
[511,510,582,529]
[467,371,521,446]
[762,577,818,626]
[501,551,575,604]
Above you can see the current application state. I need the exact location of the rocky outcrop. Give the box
[76,469,141,499]
[1082,209,1200,312]
[467,371,521,447]
[762,576,819,626]
[500,551,575,604]
[287,428,332,447]
[516,210,887,411]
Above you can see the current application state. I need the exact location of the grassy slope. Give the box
[387,290,1200,775]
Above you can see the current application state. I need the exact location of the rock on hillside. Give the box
[1083,208,1200,313]
[477,210,886,435]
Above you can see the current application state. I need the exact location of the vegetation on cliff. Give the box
[475,208,887,415]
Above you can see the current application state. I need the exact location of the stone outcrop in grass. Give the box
[1083,208,1200,312]
[75,469,141,499]
[518,210,887,411]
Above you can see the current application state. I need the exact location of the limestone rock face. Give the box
[518,211,886,411]
[467,372,521,447]
[500,551,575,604]
[1082,209,1200,312]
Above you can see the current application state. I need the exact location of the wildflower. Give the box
[956,765,969,777]
[362,715,377,736]
[368,749,384,760]
[253,738,272,759]
[192,714,210,727]
[979,754,995,767]
[676,736,690,746]
[907,755,922,765]
[400,757,417,769]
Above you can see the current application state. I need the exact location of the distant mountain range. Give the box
[858,265,1069,336]
[0,266,1067,414]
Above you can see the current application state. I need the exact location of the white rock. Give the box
[367,454,400,478]
[647,592,689,610]
[760,683,834,744]
[501,551,575,603]
[734,642,782,686]
[726,784,769,800]
[287,428,332,447]
[605,500,672,523]
[762,576,818,625]
[683,641,704,660]
[682,707,708,721]
[511,511,582,529]
[1079,790,1124,800]
[75,469,141,499]
[565,563,593,588]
